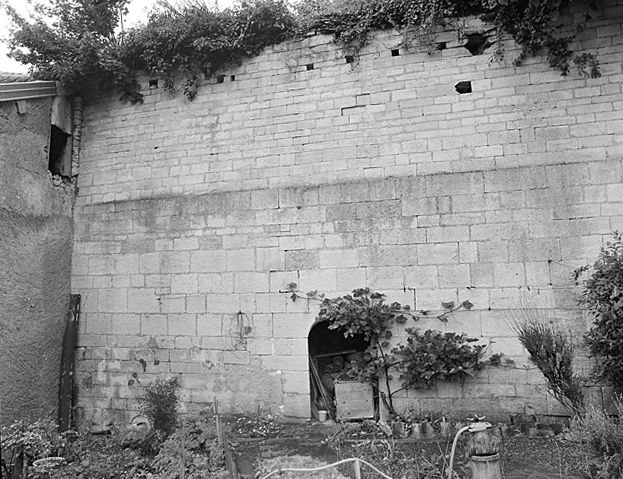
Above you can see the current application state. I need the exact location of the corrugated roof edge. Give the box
[0,80,71,102]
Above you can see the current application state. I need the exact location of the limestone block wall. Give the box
[0,97,74,427]
[72,1,623,425]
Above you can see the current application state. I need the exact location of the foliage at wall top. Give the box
[3,0,602,103]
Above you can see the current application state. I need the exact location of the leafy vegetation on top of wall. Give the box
[3,0,602,103]
[119,0,295,100]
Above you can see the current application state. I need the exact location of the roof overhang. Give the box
[0,81,69,102]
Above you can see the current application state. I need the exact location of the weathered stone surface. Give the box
[71,8,623,425]
[1,98,74,427]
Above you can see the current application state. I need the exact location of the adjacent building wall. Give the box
[72,1,623,425]
[0,95,74,427]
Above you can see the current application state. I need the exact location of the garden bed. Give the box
[0,416,600,479]
[229,419,590,479]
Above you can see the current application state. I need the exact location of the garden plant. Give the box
[510,306,585,416]
[0,376,229,479]
[310,287,487,420]
[576,232,623,393]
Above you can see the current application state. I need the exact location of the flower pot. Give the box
[470,453,502,479]
[439,419,450,438]
[392,421,409,438]
[411,422,423,439]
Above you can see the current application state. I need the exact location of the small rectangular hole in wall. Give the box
[455,81,473,94]
[345,55,354,64]
[436,42,447,50]
[48,125,72,177]
[230,75,236,81]
[216,74,225,83]
[306,63,314,71]
[148,79,159,89]
[391,49,400,57]
[464,33,490,55]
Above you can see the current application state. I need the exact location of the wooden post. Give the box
[214,397,237,478]
[179,423,186,479]
[470,454,502,479]
[59,294,80,431]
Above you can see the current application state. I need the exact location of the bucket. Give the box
[318,410,328,422]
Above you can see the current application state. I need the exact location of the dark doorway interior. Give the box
[307,321,369,420]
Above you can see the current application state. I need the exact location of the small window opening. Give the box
[464,33,491,55]
[230,75,236,82]
[148,79,159,89]
[345,55,354,64]
[455,81,473,94]
[436,42,447,51]
[391,49,400,57]
[306,63,314,71]
[48,125,72,177]
[216,74,225,83]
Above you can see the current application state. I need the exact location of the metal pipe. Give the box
[448,425,471,479]
[354,458,361,479]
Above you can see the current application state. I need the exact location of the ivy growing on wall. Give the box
[120,0,295,100]
[3,0,602,104]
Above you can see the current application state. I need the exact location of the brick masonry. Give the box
[73,2,623,425]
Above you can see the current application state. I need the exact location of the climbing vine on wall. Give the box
[4,0,601,103]
[299,287,484,418]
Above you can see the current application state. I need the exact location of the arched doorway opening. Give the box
[307,321,370,421]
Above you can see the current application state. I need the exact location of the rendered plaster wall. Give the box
[72,1,623,425]
[0,98,74,427]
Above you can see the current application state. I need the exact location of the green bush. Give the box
[1,419,67,479]
[151,420,227,479]
[392,328,486,388]
[138,377,181,439]
[0,416,230,479]
[39,431,150,479]
[576,232,623,392]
